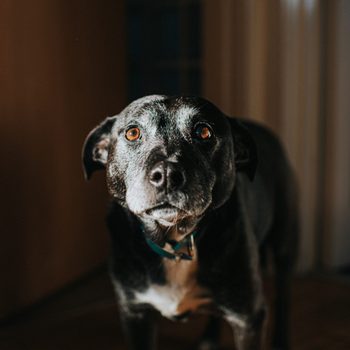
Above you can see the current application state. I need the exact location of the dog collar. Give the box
[143,230,199,261]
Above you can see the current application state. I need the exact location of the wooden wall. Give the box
[203,0,350,271]
[0,0,125,318]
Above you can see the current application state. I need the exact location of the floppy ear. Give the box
[82,116,117,180]
[227,118,258,181]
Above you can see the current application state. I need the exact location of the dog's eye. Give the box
[193,123,213,141]
[125,127,141,141]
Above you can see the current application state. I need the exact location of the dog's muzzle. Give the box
[145,203,188,226]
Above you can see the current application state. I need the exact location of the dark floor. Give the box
[1,270,350,350]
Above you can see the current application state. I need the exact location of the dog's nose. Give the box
[149,162,166,188]
[149,162,185,190]
[167,162,185,190]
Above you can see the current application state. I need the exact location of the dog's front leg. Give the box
[225,309,266,350]
[119,308,157,350]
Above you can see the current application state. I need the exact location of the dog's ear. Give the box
[82,116,117,180]
[227,117,258,181]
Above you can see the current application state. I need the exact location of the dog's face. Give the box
[83,95,257,238]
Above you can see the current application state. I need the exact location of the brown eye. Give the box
[125,127,141,141]
[193,123,213,140]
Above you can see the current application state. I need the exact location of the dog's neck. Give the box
[138,216,201,262]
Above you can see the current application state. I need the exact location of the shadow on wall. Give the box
[0,0,125,318]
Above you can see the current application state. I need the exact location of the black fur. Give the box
[83,95,298,350]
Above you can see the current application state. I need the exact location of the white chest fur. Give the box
[134,283,188,318]
[134,249,211,319]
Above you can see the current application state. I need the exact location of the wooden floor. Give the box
[1,269,350,350]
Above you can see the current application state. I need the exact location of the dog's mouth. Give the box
[145,203,188,226]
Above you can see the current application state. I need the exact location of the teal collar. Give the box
[143,230,199,261]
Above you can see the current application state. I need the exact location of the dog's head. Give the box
[83,95,257,238]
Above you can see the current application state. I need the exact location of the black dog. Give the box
[82,95,298,350]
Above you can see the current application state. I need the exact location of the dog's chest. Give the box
[134,249,212,319]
